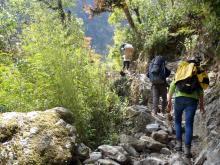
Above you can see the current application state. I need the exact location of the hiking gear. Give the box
[152,84,167,114]
[175,75,200,94]
[197,68,209,90]
[124,44,134,61]
[184,145,193,158]
[174,97,198,146]
[174,61,209,94]
[174,61,209,93]
[175,140,182,151]
[148,56,170,84]
[169,80,203,100]
[174,61,200,94]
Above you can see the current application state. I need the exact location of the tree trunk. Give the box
[133,8,142,24]
[122,2,137,33]
[57,0,65,24]
[38,0,66,25]
[171,0,174,6]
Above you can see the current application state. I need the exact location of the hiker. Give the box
[167,55,209,158]
[120,43,134,72]
[147,55,171,115]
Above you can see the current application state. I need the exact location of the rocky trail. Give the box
[84,104,193,165]
[0,61,219,165]
[82,61,220,165]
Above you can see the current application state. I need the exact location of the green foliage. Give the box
[0,0,123,148]
[108,0,220,61]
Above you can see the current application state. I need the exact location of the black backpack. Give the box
[175,75,201,93]
[148,56,169,84]
[175,61,202,94]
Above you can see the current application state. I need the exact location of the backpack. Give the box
[174,61,209,93]
[148,56,169,84]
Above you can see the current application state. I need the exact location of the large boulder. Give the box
[130,74,152,105]
[123,105,154,133]
[194,86,220,164]
[0,107,83,165]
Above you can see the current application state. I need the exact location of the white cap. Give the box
[124,43,133,48]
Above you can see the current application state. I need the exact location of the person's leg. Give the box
[123,61,126,70]
[161,85,168,114]
[174,97,184,150]
[184,99,198,146]
[152,85,159,114]
[184,98,197,157]
[126,61,130,70]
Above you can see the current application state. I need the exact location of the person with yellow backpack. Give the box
[167,55,209,158]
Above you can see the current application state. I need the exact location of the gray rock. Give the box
[140,136,165,152]
[134,132,145,139]
[96,159,120,165]
[140,157,168,165]
[194,149,207,165]
[130,159,141,165]
[120,134,146,152]
[98,145,128,163]
[90,152,102,160]
[193,86,220,162]
[124,105,154,133]
[146,123,160,133]
[120,143,139,157]
[129,75,152,105]
[76,143,91,159]
[169,153,189,165]
[204,148,220,165]
[83,152,102,164]
[208,71,217,87]
[160,148,171,155]
[0,107,80,164]
[152,130,169,144]
[149,153,161,157]
[45,107,74,124]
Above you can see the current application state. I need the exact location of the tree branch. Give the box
[37,0,66,24]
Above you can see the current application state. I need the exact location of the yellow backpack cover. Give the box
[174,61,209,90]
[197,68,209,90]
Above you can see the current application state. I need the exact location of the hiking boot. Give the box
[175,140,182,151]
[184,145,192,158]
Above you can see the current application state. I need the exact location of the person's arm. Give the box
[199,92,205,114]
[167,80,176,113]
[165,67,171,77]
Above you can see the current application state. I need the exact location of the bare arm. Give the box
[167,80,175,113]
[167,93,173,113]
[199,93,205,114]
